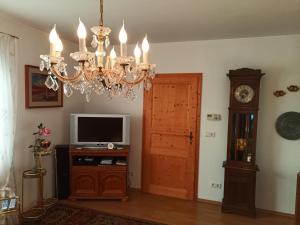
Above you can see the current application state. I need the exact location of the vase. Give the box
[34,153,43,171]
[40,140,51,148]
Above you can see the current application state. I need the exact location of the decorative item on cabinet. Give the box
[222,68,264,217]
[287,85,299,92]
[273,90,286,97]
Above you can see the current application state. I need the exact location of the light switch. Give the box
[207,114,221,121]
[205,132,216,137]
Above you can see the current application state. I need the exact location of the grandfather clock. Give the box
[222,68,264,216]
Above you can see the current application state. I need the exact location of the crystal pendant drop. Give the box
[79,84,85,95]
[52,79,59,91]
[85,88,92,102]
[85,94,91,102]
[144,79,152,91]
[105,36,110,48]
[46,62,51,70]
[39,61,45,71]
[64,83,73,97]
[95,83,105,95]
[45,75,55,89]
[126,88,136,101]
[91,35,98,48]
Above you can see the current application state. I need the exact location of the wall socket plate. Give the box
[205,132,216,137]
[211,183,222,189]
[207,114,222,121]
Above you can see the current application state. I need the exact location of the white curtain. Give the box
[0,34,17,190]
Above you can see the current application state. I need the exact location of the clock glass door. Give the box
[230,112,256,162]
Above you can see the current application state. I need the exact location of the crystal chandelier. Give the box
[40,0,156,102]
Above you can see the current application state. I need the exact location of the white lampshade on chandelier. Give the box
[40,0,156,102]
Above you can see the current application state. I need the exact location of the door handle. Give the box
[184,132,193,144]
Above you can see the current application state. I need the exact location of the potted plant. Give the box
[28,123,52,170]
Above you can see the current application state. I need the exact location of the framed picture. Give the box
[25,65,63,108]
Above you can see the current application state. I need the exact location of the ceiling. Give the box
[0,0,300,44]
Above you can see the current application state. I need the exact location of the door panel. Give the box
[142,74,202,200]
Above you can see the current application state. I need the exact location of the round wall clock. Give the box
[234,85,255,103]
[275,112,300,140]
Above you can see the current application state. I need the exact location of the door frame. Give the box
[141,73,203,200]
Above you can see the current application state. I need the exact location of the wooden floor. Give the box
[62,189,294,225]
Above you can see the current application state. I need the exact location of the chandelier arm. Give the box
[121,72,148,85]
[50,66,82,83]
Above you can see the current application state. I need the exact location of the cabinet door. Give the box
[71,167,98,197]
[99,171,127,197]
[223,168,256,213]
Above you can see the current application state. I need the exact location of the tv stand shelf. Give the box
[69,147,129,201]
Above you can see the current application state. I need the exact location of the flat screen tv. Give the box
[70,114,130,146]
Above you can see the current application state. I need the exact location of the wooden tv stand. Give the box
[69,146,129,201]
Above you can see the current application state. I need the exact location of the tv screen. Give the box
[78,117,123,142]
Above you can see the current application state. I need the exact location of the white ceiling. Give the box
[0,0,300,44]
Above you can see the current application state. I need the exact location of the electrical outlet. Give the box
[211,183,222,189]
[205,132,216,137]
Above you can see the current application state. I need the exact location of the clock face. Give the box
[234,85,255,103]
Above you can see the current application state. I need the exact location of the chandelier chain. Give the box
[100,0,104,26]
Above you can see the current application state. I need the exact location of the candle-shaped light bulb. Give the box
[49,25,59,56]
[49,25,58,43]
[55,36,63,57]
[77,18,87,39]
[110,47,117,59]
[119,21,127,56]
[142,35,150,64]
[56,37,63,52]
[119,22,127,44]
[134,43,141,65]
[110,47,117,68]
[77,18,87,52]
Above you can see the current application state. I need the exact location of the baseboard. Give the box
[257,208,295,219]
[198,198,221,206]
[197,198,295,219]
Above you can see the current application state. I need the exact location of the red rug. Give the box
[40,203,165,225]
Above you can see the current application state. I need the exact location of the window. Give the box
[0,34,17,189]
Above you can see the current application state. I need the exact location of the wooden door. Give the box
[142,74,202,200]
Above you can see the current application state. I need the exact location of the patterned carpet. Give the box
[40,203,165,225]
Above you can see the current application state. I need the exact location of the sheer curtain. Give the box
[0,34,17,191]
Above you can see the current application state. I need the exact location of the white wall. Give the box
[84,34,300,214]
[0,13,83,208]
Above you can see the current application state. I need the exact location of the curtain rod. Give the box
[0,31,20,39]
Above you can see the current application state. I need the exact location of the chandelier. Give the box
[40,0,156,102]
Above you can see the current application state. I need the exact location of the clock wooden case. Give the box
[222,68,264,216]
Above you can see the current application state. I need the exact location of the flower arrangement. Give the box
[28,123,52,155]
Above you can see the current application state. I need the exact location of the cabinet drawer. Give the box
[99,171,127,197]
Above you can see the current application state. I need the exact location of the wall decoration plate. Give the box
[275,112,300,140]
